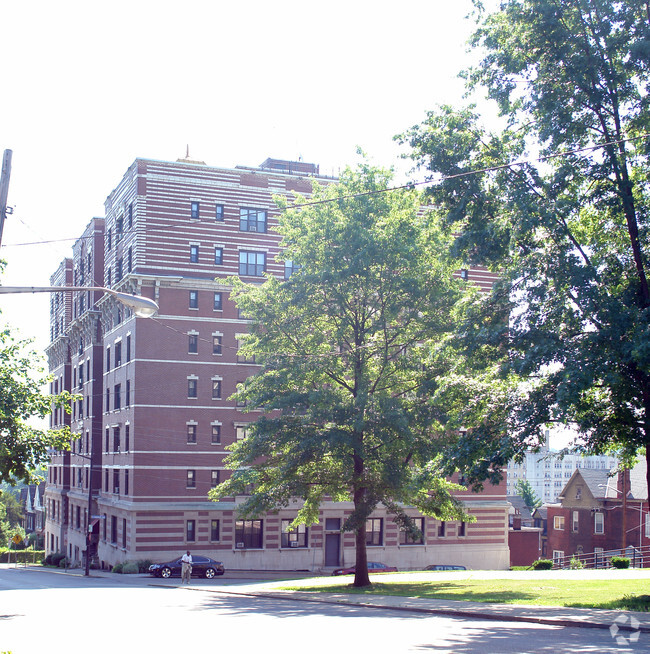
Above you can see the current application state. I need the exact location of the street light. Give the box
[0,285,159,317]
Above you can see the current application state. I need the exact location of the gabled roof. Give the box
[507,495,534,520]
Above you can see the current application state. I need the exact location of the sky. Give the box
[1,0,573,448]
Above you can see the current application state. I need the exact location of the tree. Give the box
[397,0,650,491]
[210,162,476,587]
[515,479,541,512]
[0,309,71,485]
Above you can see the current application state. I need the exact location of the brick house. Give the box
[546,458,648,567]
[44,155,509,572]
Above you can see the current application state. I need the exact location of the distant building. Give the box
[44,155,509,572]
[507,440,618,504]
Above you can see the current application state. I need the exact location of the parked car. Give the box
[149,555,225,579]
[332,561,398,576]
[425,564,467,571]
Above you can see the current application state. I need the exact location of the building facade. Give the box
[44,155,509,572]
[546,459,649,567]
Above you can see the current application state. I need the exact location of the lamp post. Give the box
[0,284,158,575]
[0,285,159,318]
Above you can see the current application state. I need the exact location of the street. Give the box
[0,566,646,653]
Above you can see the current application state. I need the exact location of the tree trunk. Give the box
[353,509,370,587]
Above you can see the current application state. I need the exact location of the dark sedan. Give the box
[332,561,398,576]
[149,555,225,579]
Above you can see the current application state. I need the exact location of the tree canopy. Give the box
[210,162,489,587]
[397,0,650,492]
[0,305,71,485]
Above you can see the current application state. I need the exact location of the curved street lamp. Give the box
[0,285,159,317]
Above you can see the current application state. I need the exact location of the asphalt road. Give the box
[1,566,647,653]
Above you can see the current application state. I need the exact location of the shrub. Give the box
[51,552,66,567]
[569,556,585,570]
[136,559,153,573]
[112,563,124,574]
[610,556,630,569]
[531,559,554,570]
[122,561,139,574]
[58,557,69,568]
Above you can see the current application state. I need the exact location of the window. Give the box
[553,515,565,531]
[106,346,111,371]
[366,518,383,546]
[111,515,117,544]
[186,470,196,488]
[239,250,266,277]
[127,247,133,273]
[113,469,120,494]
[116,215,124,241]
[113,427,120,452]
[125,424,130,451]
[213,292,223,311]
[114,384,121,410]
[458,521,466,537]
[235,519,263,549]
[400,517,424,545]
[552,550,564,566]
[214,247,223,265]
[281,520,308,548]
[122,518,127,548]
[191,201,200,220]
[594,512,604,534]
[115,341,122,367]
[105,388,110,412]
[572,510,579,532]
[188,333,198,354]
[211,470,220,488]
[187,424,197,444]
[125,379,130,407]
[239,207,267,233]
[190,245,199,263]
[284,260,299,279]
[189,290,198,309]
[188,377,198,398]
[212,379,222,399]
[215,204,224,221]
[211,519,220,541]
[116,257,123,281]
[107,228,112,250]
[126,334,131,362]
[187,519,196,542]
[575,487,582,500]
[437,521,446,538]
[211,424,221,444]
[237,338,255,363]
[212,334,223,355]
[105,427,110,452]
[128,203,133,229]
[236,425,248,440]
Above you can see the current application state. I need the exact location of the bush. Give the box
[531,559,554,570]
[136,559,153,573]
[569,556,585,570]
[0,548,45,563]
[610,556,630,569]
[112,563,124,574]
[122,561,139,574]
[58,557,69,568]
[51,552,66,567]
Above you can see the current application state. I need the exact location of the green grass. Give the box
[278,578,650,611]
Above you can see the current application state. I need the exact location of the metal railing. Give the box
[554,544,650,569]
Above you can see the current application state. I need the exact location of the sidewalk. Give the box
[8,564,650,635]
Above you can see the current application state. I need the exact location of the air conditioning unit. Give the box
[290,541,299,547]
[236,542,245,549]
[114,487,120,494]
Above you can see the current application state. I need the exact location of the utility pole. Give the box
[0,149,13,247]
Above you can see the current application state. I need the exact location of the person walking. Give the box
[181,550,192,584]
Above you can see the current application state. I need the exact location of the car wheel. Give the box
[160,567,172,578]
[205,568,216,579]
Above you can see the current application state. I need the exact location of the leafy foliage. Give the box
[210,162,488,586]
[0,313,72,484]
[398,0,650,491]
[515,479,541,511]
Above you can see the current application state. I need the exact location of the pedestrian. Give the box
[181,550,192,584]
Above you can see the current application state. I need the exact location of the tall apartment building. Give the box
[507,440,618,504]
[44,156,510,571]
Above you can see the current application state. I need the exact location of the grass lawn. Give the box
[278,578,650,612]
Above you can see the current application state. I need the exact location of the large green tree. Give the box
[210,163,480,587]
[0,315,71,484]
[398,0,650,494]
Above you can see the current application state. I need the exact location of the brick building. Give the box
[546,458,649,567]
[44,156,509,572]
